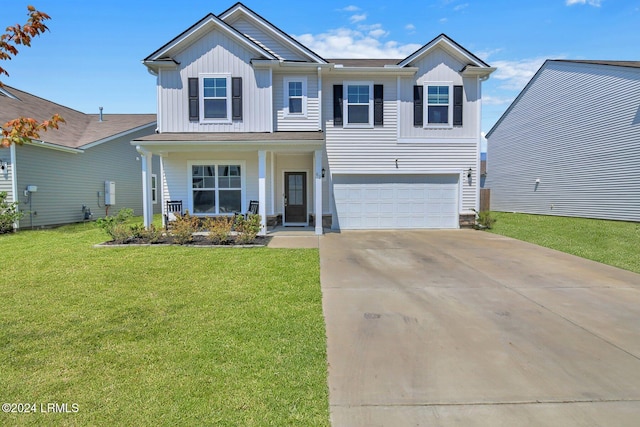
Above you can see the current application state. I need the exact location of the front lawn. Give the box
[0,221,329,426]
[488,212,640,274]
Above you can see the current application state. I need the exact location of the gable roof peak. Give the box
[397,33,491,70]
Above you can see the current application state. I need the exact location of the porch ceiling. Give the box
[132,131,324,154]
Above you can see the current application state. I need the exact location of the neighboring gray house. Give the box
[134,2,494,233]
[0,85,160,229]
[486,60,640,222]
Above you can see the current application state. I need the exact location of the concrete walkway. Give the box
[320,230,640,426]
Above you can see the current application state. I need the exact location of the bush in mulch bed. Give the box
[98,209,267,246]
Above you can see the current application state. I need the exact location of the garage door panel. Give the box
[333,174,459,230]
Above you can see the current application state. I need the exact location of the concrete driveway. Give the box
[320,230,640,426]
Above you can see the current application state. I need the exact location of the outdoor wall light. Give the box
[322,168,326,178]
[467,168,473,178]
[0,160,5,171]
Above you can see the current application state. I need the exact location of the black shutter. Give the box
[413,85,423,127]
[188,78,199,121]
[453,85,463,126]
[333,85,343,126]
[232,77,243,120]
[374,84,383,126]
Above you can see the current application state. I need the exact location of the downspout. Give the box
[317,66,323,131]
[475,75,483,213]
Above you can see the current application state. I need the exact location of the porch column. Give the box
[314,149,323,235]
[136,146,153,229]
[258,150,267,236]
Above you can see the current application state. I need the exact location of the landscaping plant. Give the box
[170,210,200,244]
[203,216,234,244]
[0,191,23,233]
[95,207,134,241]
[235,213,262,244]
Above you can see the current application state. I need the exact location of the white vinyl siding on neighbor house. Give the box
[0,148,13,203]
[487,61,640,222]
[157,29,271,133]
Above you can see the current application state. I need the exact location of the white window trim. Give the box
[283,76,307,118]
[343,80,374,128]
[151,174,158,204]
[187,160,247,216]
[199,73,232,124]
[425,81,453,129]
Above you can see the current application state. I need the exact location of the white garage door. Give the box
[333,174,459,230]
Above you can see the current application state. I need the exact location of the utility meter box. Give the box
[104,181,115,205]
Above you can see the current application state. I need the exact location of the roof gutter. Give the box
[29,140,84,154]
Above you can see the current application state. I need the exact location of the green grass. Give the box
[0,219,329,426]
[488,212,640,274]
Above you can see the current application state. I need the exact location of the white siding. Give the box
[487,61,640,222]
[226,16,308,61]
[0,148,13,203]
[399,47,480,140]
[273,72,320,131]
[158,30,271,133]
[324,74,478,214]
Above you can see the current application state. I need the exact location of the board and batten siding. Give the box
[487,61,640,222]
[399,46,480,140]
[224,16,308,61]
[157,29,271,133]
[0,148,13,203]
[324,74,479,214]
[273,71,320,131]
[13,126,159,229]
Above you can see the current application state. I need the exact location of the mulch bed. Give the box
[98,234,271,246]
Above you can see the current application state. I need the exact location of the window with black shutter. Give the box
[188,78,199,121]
[453,85,463,126]
[374,84,383,126]
[333,85,343,126]
[413,85,423,127]
[232,77,242,120]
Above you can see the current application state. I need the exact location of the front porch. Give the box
[133,132,327,236]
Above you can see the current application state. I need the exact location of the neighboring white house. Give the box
[0,85,160,229]
[486,60,640,222]
[134,2,494,234]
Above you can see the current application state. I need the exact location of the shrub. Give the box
[474,210,496,230]
[96,208,134,240]
[0,191,23,234]
[203,216,234,244]
[234,214,262,244]
[140,224,163,244]
[110,223,132,244]
[171,211,200,244]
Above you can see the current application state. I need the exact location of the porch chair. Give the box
[164,200,183,229]
[235,200,259,219]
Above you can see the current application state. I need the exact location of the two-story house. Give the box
[133,2,494,234]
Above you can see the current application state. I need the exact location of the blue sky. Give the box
[3,0,639,136]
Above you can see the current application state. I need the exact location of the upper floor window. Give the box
[427,83,452,127]
[283,76,307,117]
[199,74,232,123]
[344,81,373,128]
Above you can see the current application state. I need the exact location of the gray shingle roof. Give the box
[0,85,155,148]
[327,59,403,67]
[553,60,640,69]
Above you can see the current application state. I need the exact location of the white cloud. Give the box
[491,57,547,90]
[294,28,422,58]
[566,0,602,6]
[350,13,367,23]
[475,47,504,62]
[482,94,515,106]
[340,5,360,12]
[439,17,448,23]
[357,23,389,38]
[405,23,416,31]
[453,3,469,11]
